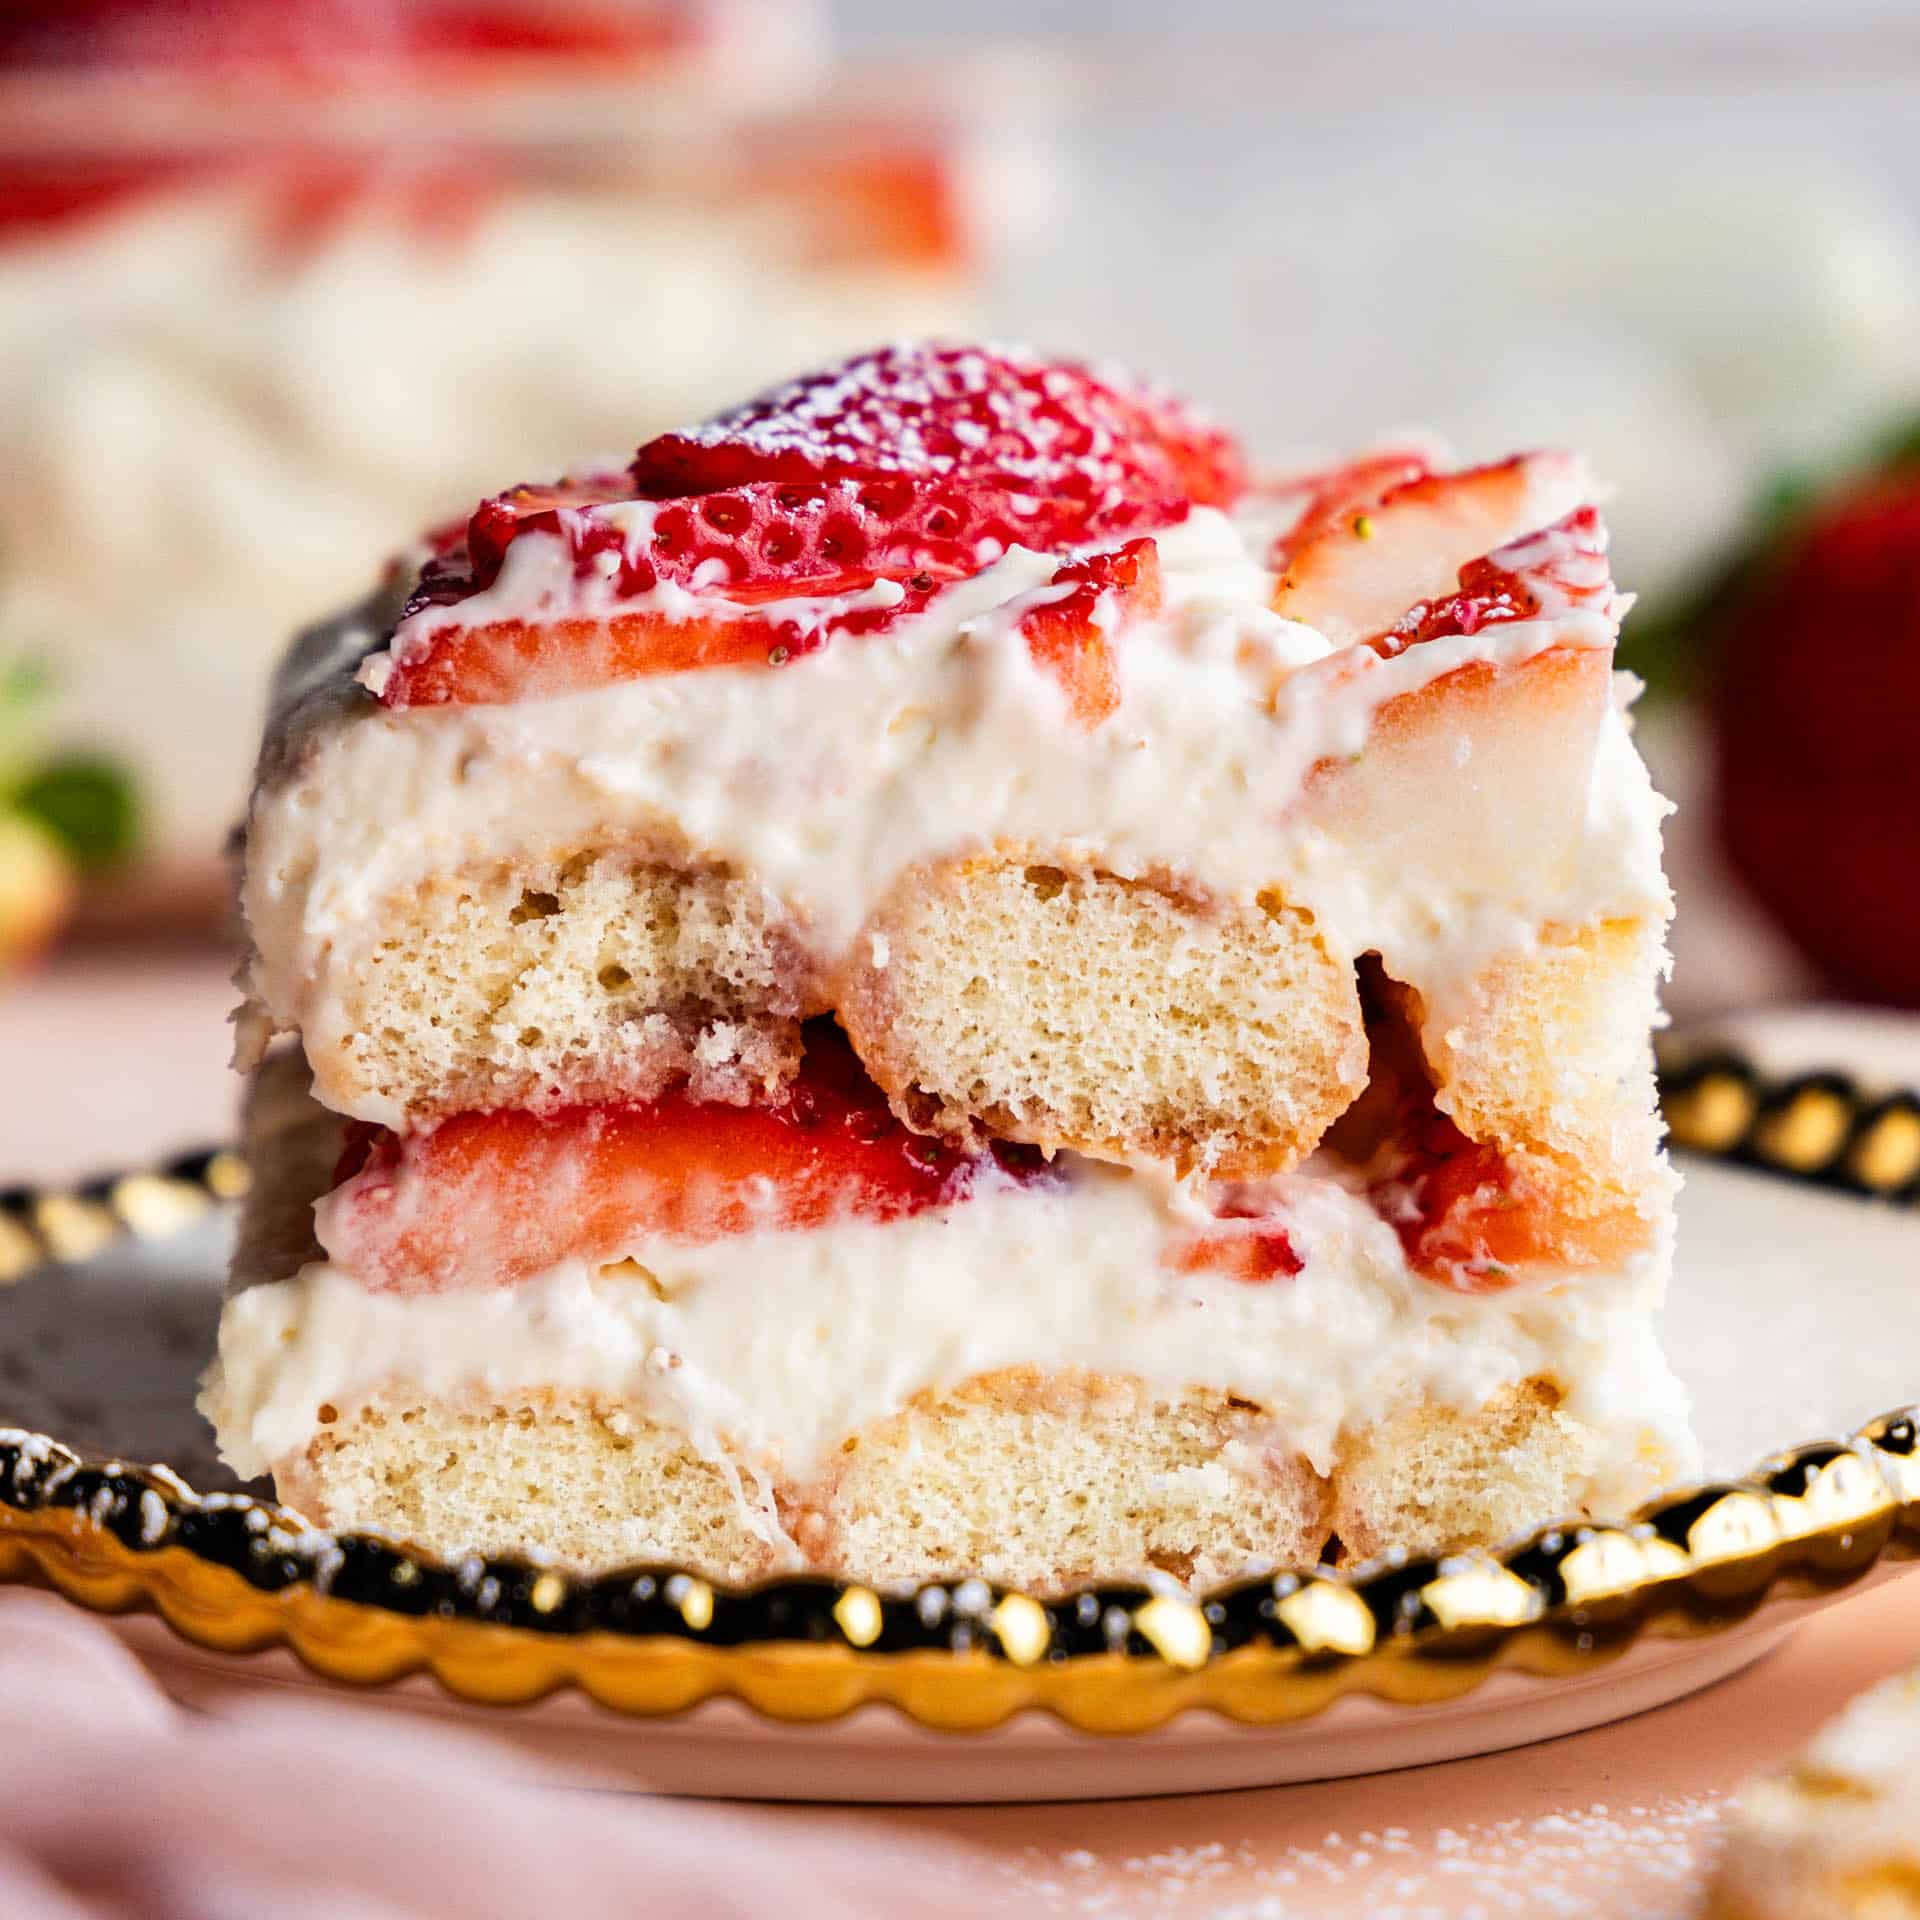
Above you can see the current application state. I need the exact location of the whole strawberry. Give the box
[1702,432,1920,1005]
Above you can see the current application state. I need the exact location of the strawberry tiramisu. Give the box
[203,342,1694,1592]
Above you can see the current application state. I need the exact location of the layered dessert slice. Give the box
[204,342,1695,1591]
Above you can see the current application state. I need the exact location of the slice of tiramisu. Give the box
[203,341,1694,1591]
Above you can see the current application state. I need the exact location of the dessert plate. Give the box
[1,1036,1916,1802]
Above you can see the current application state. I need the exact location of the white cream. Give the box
[202,1157,1694,1516]
[242,503,1671,1124]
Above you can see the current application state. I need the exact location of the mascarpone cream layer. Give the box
[203,1157,1695,1512]
[243,506,1672,1123]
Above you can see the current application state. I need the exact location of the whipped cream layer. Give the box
[242,503,1671,1124]
[203,1155,1695,1533]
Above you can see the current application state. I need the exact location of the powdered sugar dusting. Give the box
[632,340,1245,514]
[372,343,1251,704]
[996,1797,1728,1916]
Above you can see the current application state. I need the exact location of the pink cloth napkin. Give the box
[0,1591,981,1918]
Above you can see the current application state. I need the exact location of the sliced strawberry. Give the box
[0,0,398,71]
[630,341,1245,528]
[380,479,968,705]
[1263,450,1432,570]
[1369,1109,1537,1294]
[1269,451,1590,649]
[0,153,217,240]
[1377,507,1619,657]
[405,3,688,63]
[1020,536,1162,729]
[468,477,627,580]
[376,344,1243,708]
[729,145,966,275]
[317,1021,1049,1293]
[374,610,817,706]
[1167,1188,1304,1284]
[1322,962,1537,1294]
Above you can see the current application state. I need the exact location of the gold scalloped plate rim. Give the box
[2,1412,1918,1735]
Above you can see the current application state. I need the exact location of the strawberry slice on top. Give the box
[1268,450,1590,650]
[1261,448,1434,571]
[1375,506,1621,658]
[1019,536,1164,730]
[371,342,1245,709]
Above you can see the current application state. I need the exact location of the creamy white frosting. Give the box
[241,502,1672,1124]
[202,1154,1694,1525]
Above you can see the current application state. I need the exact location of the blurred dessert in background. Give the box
[1707,1662,1920,1918]
[0,0,984,927]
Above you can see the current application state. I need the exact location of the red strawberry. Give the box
[0,154,213,240]
[1326,963,1540,1294]
[0,0,393,70]
[1264,449,1432,570]
[382,475,970,704]
[320,1021,1050,1293]
[773,148,966,273]
[1020,536,1162,729]
[1377,506,1619,658]
[1167,1187,1305,1284]
[404,3,687,62]
[1270,451,1590,650]
[1371,1111,1535,1294]
[629,341,1244,526]
[1709,466,1920,1005]
[376,344,1243,709]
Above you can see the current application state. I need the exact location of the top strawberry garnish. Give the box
[1376,506,1620,657]
[1269,450,1591,650]
[628,341,1244,533]
[372,343,1244,709]
[1263,449,1433,570]
[1019,536,1164,729]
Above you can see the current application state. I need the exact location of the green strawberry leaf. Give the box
[13,754,139,868]
[1865,410,1920,475]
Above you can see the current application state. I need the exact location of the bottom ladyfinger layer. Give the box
[271,1369,1659,1596]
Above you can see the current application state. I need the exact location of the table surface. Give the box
[857,1575,1920,1916]
[6,946,1917,1914]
